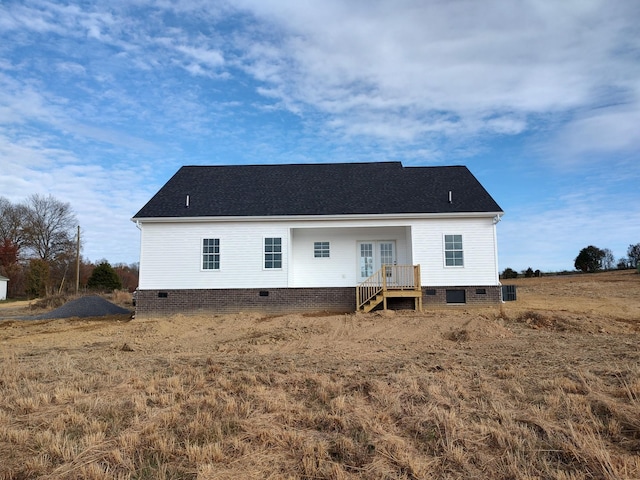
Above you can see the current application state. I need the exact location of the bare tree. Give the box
[628,243,640,269]
[601,248,615,270]
[22,194,77,262]
[0,197,27,257]
[21,194,79,295]
[0,197,28,296]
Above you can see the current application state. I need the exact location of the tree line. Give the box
[0,195,138,298]
[501,243,640,279]
[574,244,640,273]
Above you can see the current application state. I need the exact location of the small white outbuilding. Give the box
[0,275,8,301]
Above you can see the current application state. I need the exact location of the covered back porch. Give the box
[289,225,414,288]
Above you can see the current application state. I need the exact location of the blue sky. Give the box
[0,0,638,272]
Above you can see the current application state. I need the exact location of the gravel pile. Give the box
[34,295,132,319]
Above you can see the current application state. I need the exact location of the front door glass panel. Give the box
[360,243,374,278]
[358,241,396,282]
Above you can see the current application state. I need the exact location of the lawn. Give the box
[1,270,639,479]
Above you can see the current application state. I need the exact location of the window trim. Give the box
[201,238,220,271]
[313,241,330,258]
[444,234,464,268]
[263,237,283,270]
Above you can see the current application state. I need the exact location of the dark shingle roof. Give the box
[133,162,502,218]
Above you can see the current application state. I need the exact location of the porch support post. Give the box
[382,265,387,291]
[382,265,388,310]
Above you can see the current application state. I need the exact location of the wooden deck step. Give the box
[361,294,384,313]
[356,265,422,313]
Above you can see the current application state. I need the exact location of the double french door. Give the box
[357,241,396,282]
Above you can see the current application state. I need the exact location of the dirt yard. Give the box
[0,270,639,479]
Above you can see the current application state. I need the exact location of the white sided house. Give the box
[132,162,503,316]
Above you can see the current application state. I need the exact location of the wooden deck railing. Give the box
[356,267,384,310]
[356,265,421,311]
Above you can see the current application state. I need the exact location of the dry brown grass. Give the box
[29,294,70,311]
[110,289,134,307]
[0,270,639,479]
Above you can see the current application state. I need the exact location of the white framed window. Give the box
[264,237,282,269]
[314,241,330,258]
[202,238,220,270]
[444,234,464,267]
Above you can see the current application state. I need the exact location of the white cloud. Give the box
[482,115,527,136]
[0,131,159,263]
[56,62,87,76]
[498,179,640,272]
[0,74,61,125]
[1,0,638,270]
[231,0,640,156]
[552,106,640,158]
[175,44,224,68]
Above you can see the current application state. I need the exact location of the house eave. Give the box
[131,211,504,224]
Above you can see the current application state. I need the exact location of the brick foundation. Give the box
[135,287,356,316]
[136,285,502,316]
[422,285,502,306]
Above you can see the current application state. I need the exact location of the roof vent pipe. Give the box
[448,190,452,203]
[185,194,190,208]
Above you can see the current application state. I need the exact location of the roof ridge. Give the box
[180,161,403,168]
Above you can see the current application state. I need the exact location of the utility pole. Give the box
[75,225,80,295]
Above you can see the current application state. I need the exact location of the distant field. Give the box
[1,270,639,479]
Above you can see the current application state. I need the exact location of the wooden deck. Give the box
[356,265,422,313]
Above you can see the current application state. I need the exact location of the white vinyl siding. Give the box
[290,226,410,287]
[411,217,499,286]
[137,215,499,290]
[138,222,288,289]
